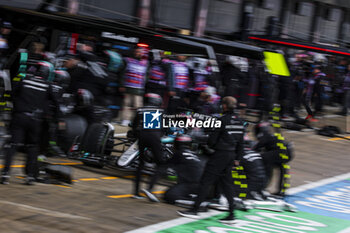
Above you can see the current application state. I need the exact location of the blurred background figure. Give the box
[119,47,149,126]
[145,51,172,100]
[340,64,350,116]
[0,21,12,67]
[167,55,190,114]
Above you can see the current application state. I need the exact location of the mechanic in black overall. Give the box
[164,134,204,204]
[1,64,59,185]
[178,96,244,224]
[132,93,165,202]
[253,122,292,196]
[240,150,267,200]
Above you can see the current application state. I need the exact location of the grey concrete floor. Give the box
[0,122,349,233]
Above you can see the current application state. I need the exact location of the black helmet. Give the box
[144,93,162,107]
[54,70,71,90]
[254,122,272,139]
[174,134,192,150]
[77,89,94,107]
[36,61,54,81]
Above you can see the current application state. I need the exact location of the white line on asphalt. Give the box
[302,128,316,132]
[321,114,342,118]
[285,130,307,134]
[0,200,91,220]
[125,172,350,233]
[287,172,350,195]
[114,133,127,137]
[338,227,350,233]
[125,210,222,233]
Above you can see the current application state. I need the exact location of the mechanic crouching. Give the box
[240,150,267,200]
[1,66,59,185]
[178,96,244,224]
[132,93,165,202]
[253,122,292,196]
[164,134,204,204]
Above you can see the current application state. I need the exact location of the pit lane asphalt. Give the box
[0,120,349,233]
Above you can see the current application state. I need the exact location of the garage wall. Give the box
[153,0,196,29]
[284,0,315,40]
[78,0,137,21]
[317,7,343,43]
[251,0,282,35]
[205,0,242,34]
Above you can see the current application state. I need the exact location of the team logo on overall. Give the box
[143,110,162,129]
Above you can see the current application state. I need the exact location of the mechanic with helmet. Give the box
[131,93,165,202]
[10,36,53,82]
[164,134,204,204]
[178,96,244,223]
[253,122,292,196]
[240,149,267,200]
[43,69,72,157]
[67,40,109,105]
[74,88,98,124]
[1,59,59,185]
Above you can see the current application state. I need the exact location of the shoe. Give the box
[250,191,264,201]
[177,210,199,219]
[121,120,130,127]
[219,214,236,224]
[310,118,319,122]
[131,194,146,200]
[305,114,313,120]
[0,174,10,185]
[25,177,35,185]
[50,144,66,157]
[281,116,294,122]
[198,206,209,213]
[142,189,160,203]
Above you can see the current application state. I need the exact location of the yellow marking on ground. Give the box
[54,185,72,189]
[0,165,25,168]
[79,178,100,181]
[51,162,83,166]
[57,159,76,162]
[72,176,122,182]
[152,191,165,194]
[108,194,133,199]
[328,136,350,141]
[108,191,165,199]
[123,175,135,179]
[0,162,82,169]
[100,177,119,180]
[16,176,25,179]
